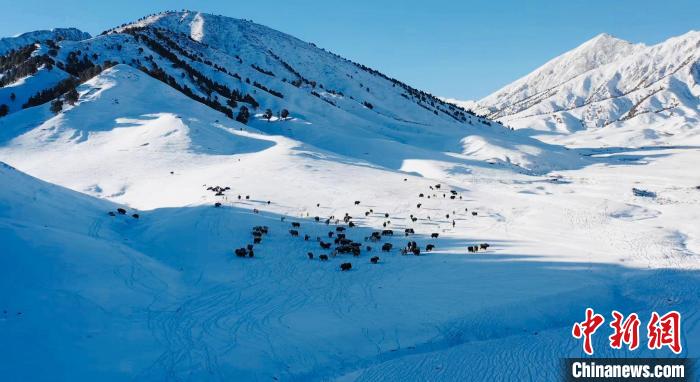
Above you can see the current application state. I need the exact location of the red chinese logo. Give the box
[572,309,682,355]
[647,311,682,354]
[572,308,605,355]
[609,310,640,350]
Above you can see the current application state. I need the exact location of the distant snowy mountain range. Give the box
[448,32,700,147]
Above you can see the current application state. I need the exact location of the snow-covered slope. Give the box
[466,31,700,147]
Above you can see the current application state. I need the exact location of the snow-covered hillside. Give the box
[1,11,700,382]
[464,32,700,147]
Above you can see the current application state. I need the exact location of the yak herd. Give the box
[214,182,492,272]
[102,181,491,272]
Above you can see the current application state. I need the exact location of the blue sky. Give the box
[0,0,698,100]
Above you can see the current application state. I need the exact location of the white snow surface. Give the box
[1,14,699,382]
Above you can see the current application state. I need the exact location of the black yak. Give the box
[382,243,393,251]
[235,248,247,257]
[431,233,439,238]
[214,202,222,208]
[320,241,331,249]
[480,243,490,250]
[307,252,314,259]
[253,237,262,244]
[472,212,478,216]
[319,254,329,261]
[382,229,394,236]
[426,244,435,251]
[117,208,126,215]
[289,230,299,237]
[354,201,361,205]
[370,256,379,264]
[340,262,352,271]
[292,222,301,228]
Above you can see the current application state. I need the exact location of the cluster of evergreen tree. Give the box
[23,78,77,109]
[0,44,55,87]
[0,104,8,117]
[63,51,97,77]
[0,44,38,72]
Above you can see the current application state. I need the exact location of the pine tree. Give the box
[65,88,79,105]
[280,109,289,119]
[0,104,8,117]
[50,99,63,114]
[263,108,273,121]
[10,93,16,101]
[236,106,249,124]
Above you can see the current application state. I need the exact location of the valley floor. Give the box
[2,140,698,381]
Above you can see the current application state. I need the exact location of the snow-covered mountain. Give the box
[0,10,587,175]
[464,31,700,147]
[0,28,91,54]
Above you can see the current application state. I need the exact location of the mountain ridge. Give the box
[457,30,700,147]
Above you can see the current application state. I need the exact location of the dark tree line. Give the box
[251,64,274,76]
[252,81,283,98]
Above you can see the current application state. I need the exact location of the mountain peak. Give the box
[0,27,91,54]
